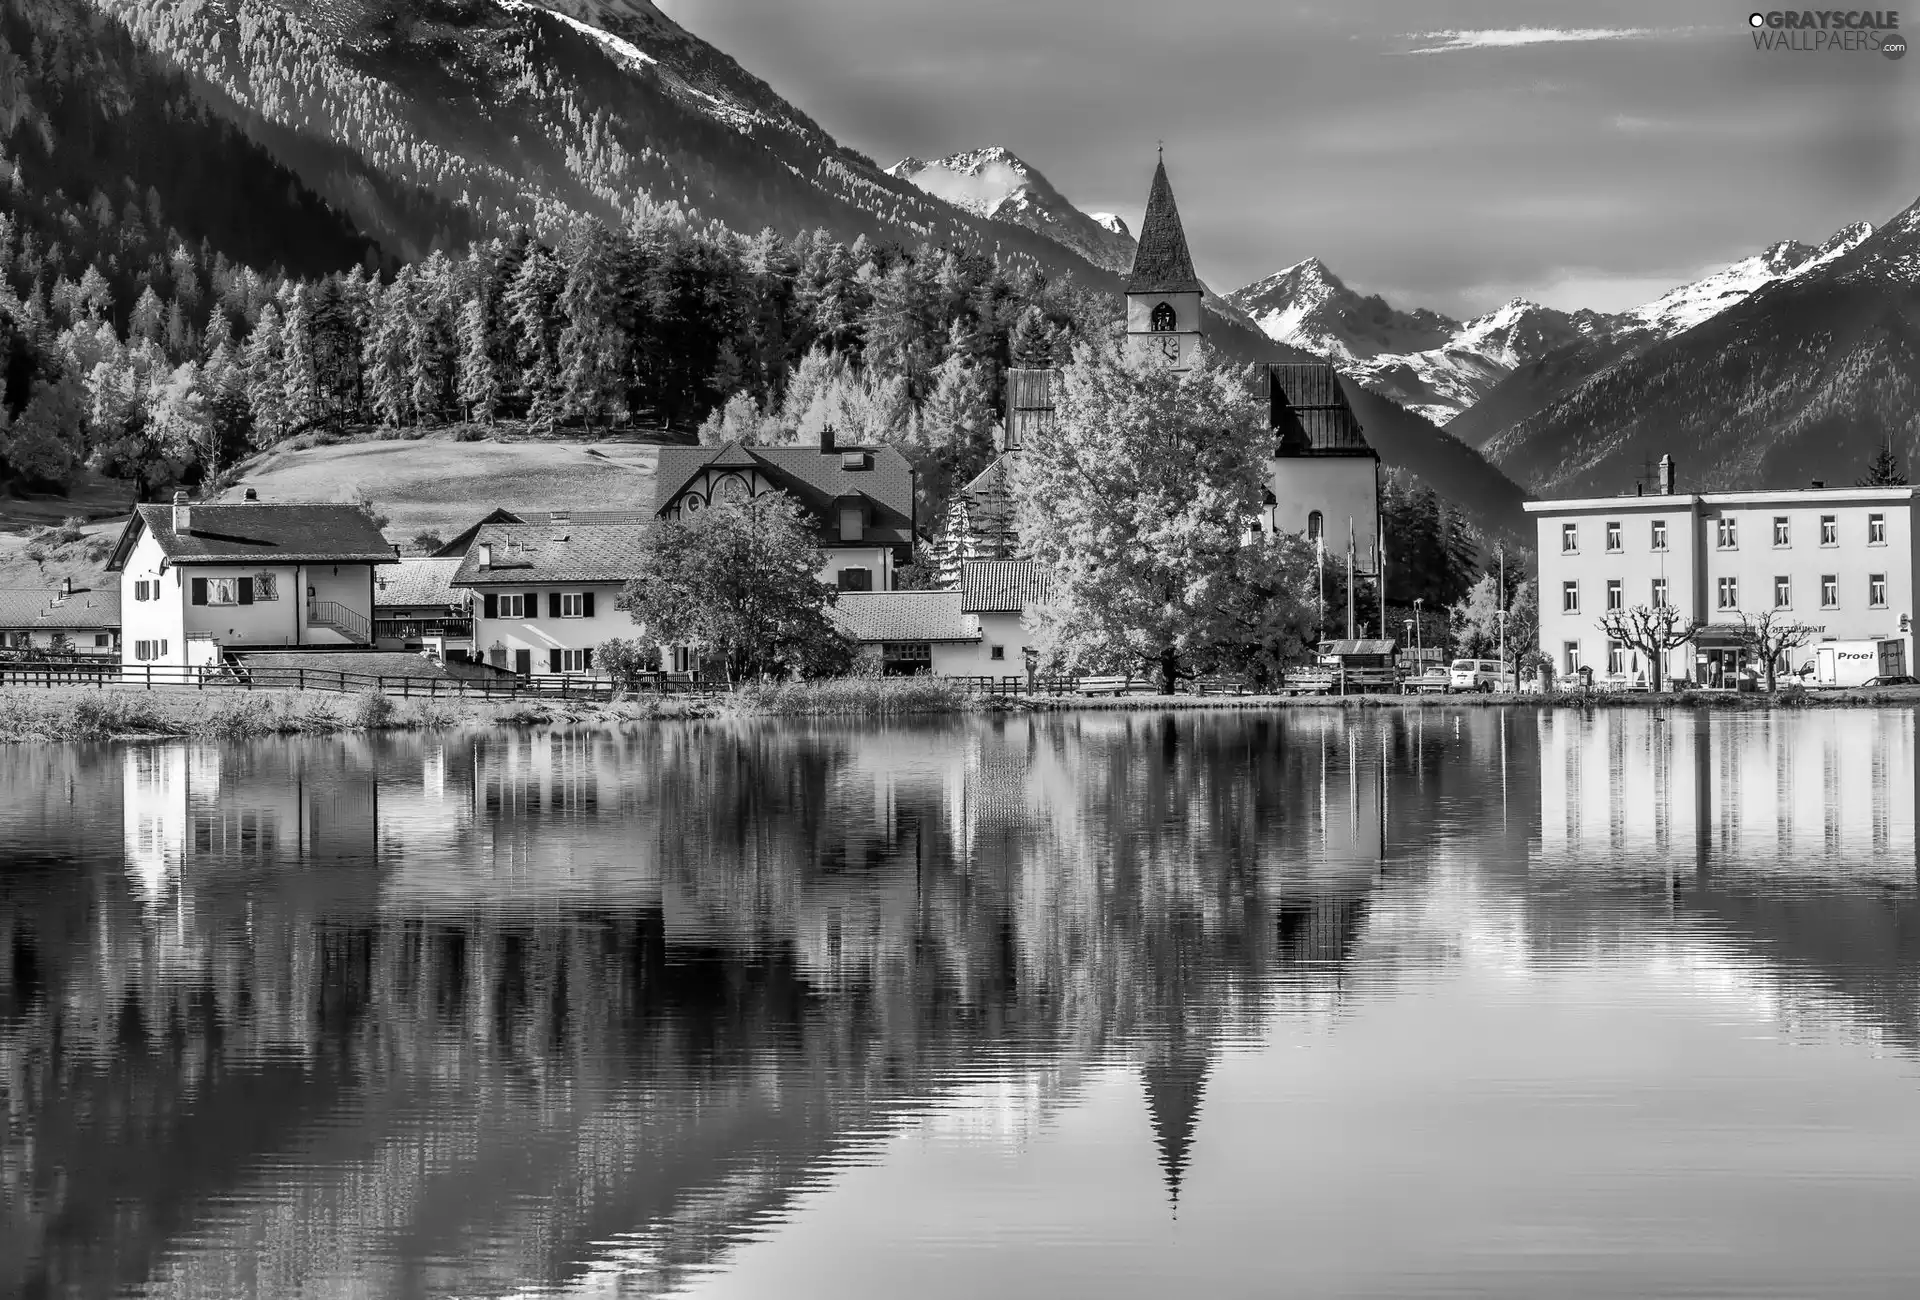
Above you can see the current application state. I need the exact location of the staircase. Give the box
[307,600,372,645]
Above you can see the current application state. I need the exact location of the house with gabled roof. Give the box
[654,430,917,592]
[448,522,649,677]
[374,557,471,659]
[105,492,397,670]
[1263,361,1381,573]
[0,579,121,658]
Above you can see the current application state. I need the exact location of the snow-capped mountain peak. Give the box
[886,147,1137,273]
[1225,258,1458,364]
[1624,220,1874,337]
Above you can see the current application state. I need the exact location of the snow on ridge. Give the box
[502,0,658,66]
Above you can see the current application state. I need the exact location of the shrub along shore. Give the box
[4,679,1918,742]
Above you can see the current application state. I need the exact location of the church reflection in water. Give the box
[4,707,1919,1296]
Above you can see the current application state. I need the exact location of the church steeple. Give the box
[1127,157,1203,295]
[1142,1037,1212,1214]
[1125,155,1204,369]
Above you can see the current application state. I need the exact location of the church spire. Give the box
[1126,157,1203,295]
[1142,1040,1212,1214]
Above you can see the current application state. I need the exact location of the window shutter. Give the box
[191,578,207,605]
[526,591,540,619]
[238,577,254,605]
[582,592,595,618]
[549,591,561,619]
[583,646,593,669]
[483,592,498,618]
[549,648,562,673]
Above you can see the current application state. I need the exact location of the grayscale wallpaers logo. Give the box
[1748,10,1906,55]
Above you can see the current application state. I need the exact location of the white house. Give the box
[449,522,649,677]
[106,493,396,671]
[1529,463,1918,685]
[0,579,120,658]
[374,557,472,660]
[654,432,918,592]
[831,591,983,675]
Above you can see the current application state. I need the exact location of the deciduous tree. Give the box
[1734,608,1817,691]
[1595,602,1698,692]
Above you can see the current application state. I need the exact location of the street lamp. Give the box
[1495,609,1509,690]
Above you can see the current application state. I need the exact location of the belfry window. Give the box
[1307,511,1324,542]
[1150,301,1176,332]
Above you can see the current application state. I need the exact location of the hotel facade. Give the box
[1528,478,1918,685]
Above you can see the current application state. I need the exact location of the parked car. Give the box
[1860,675,1918,688]
[1405,666,1451,694]
[1449,658,1505,692]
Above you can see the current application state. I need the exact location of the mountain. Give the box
[886,147,1137,274]
[1448,217,1879,453]
[1227,258,1458,362]
[1481,198,1920,497]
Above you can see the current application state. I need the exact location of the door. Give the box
[514,648,531,678]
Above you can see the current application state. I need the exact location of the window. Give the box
[1563,641,1580,675]
[1307,511,1324,542]
[1651,519,1667,551]
[504,594,524,618]
[1562,580,1579,613]
[1822,574,1839,608]
[1150,301,1177,332]
[254,573,278,601]
[1561,523,1578,553]
[1608,641,1625,675]
[1870,573,1888,607]
[1821,515,1838,545]
[556,648,593,673]
[1773,516,1790,546]
[1870,513,1886,544]
[990,645,1005,661]
[94,633,109,648]
[838,505,864,543]
[559,592,588,618]
[132,639,168,661]
[1651,577,1668,607]
[1606,579,1622,611]
[1774,576,1791,608]
[1716,517,1737,549]
[1605,521,1622,552]
[133,580,152,601]
[1717,576,1738,610]
[837,568,873,592]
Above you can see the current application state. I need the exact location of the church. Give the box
[937,156,1384,600]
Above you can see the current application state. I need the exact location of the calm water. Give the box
[5,709,1920,1299]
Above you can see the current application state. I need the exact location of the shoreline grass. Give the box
[4,679,1915,742]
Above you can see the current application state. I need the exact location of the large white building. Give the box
[1529,467,1917,685]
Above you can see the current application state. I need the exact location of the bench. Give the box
[1076,675,1144,696]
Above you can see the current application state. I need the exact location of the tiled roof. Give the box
[374,558,463,609]
[0,587,120,629]
[1269,363,1375,457]
[449,524,652,587]
[1126,159,1204,295]
[960,560,1051,613]
[831,592,980,644]
[432,508,526,557]
[110,503,398,568]
[654,439,917,553]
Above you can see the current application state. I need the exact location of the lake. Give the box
[5,708,1920,1299]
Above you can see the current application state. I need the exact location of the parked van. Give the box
[1811,639,1908,689]
[1449,658,1505,692]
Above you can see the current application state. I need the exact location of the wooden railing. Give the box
[374,618,475,641]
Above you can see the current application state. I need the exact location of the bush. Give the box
[732,675,971,716]
[354,691,397,728]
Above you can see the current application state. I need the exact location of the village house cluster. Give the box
[2,158,1905,690]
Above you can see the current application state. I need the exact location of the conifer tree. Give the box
[279,286,321,433]
[242,302,289,446]
[456,295,499,424]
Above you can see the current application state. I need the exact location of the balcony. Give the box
[375,617,475,643]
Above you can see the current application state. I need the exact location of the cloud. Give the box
[1399,27,1657,55]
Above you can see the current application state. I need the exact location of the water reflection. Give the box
[3,709,1920,1297]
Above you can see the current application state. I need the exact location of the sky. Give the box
[656,0,1919,318]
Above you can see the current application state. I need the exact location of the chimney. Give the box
[820,423,837,453]
[172,490,191,535]
[391,543,402,559]
[61,576,71,597]
[243,487,258,502]
[1657,454,1676,495]
[477,542,492,569]
[1635,482,1644,497]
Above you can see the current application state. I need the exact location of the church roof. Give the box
[1126,159,1204,296]
[1269,362,1376,458]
